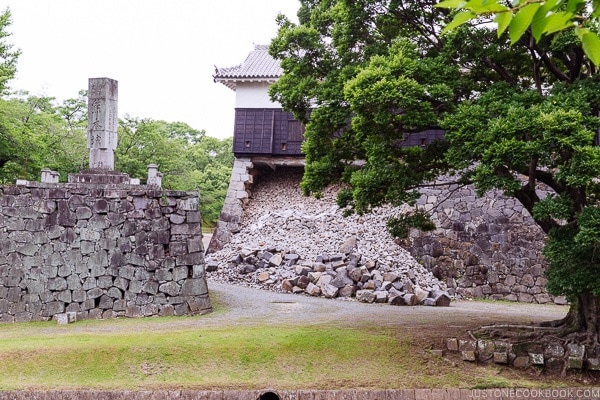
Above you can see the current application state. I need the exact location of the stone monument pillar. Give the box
[88,77,118,170]
[68,77,131,184]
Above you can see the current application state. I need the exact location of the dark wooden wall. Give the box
[232,108,446,156]
[233,108,304,156]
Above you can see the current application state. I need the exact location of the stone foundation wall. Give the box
[405,179,558,304]
[0,181,211,322]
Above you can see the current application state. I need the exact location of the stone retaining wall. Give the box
[406,179,559,304]
[0,181,211,322]
[206,157,253,253]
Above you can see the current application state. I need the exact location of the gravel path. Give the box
[8,282,568,343]
[206,281,568,332]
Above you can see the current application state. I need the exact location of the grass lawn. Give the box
[0,293,586,390]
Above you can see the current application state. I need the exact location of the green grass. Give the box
[0,321,410,390]
[0,295,578,391]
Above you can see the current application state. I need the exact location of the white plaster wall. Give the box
[235,82,281,108]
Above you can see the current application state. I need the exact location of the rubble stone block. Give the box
[567,343,585,359]
[446,338,458,352]
[544,343,565,358]
[477,340,495,362]
[493,351,508,364]
[568,356,584,370]
[587,358,600,371]
[356,290,376,303]
[529,352,544,365]
[458,339,476,352]
[513,356,530,368]
[461,350,476,362]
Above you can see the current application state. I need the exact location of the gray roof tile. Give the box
[214,45,282,90]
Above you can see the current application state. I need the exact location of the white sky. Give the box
[2,0,301,139]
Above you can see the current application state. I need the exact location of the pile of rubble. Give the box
[207,240,450,306]
[206,167,451,306]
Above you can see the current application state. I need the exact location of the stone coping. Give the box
[12,179,196,196]
[1,389,600,400]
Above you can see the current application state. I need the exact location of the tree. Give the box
[183,136,234,226]
[0,8,19,95]
[0,92,87,182]
[116,116,233,227]
[116,116,195,183]
[437,0,600,65]
[271,0,600,347]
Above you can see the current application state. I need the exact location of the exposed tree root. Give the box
[469,294,600,374]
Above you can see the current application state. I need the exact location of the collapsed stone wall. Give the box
[207,166,449,305]
[0,181,211,323]
[209,159,559,304]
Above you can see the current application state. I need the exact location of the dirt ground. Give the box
[207,281,568,338]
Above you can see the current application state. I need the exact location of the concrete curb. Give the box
[1,388,600,400]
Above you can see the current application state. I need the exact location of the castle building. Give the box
[213,44,305,157]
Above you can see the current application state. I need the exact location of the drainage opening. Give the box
[259,391,280,400]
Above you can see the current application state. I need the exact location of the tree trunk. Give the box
[541,291,600,349]
[574,292,600,344]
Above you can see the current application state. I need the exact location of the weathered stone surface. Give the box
[433,293,451,307]
[446,338,458,352]
[513,356,530,368]
[338,285,355,298]
[181,279,208,296]
[587,358,600,371]
[388,294,406,306]
[321,284,339,299]
[339,236,357,254]
[477,340,495,362]
[545,343,565,358]
[0,182,210,322]
[414,287,430,304]
[567,344,585,370]
[306,283,321,297]
[356,290,376,303]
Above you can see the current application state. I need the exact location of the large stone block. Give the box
[171,223,201,235]
[180,278,208,296]
[177,197,199,211]
[173,266,189,282]
[187,296,212,314]
[48,277,67,291]
[142,280,159,295]
[159,282,180,297]
[72,289,86,302]
[176,252,203,266]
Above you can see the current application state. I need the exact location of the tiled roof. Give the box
[214,44,282,90]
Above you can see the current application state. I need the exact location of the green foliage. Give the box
[387,211,436,239]
[436,0,600,65]
[532,194,574,221]
[0,8,19,94]
[0,93,87,182]
[544,224,600,298]
[116,117,232,227]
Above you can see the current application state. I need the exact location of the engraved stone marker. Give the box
[88,77,118,170]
